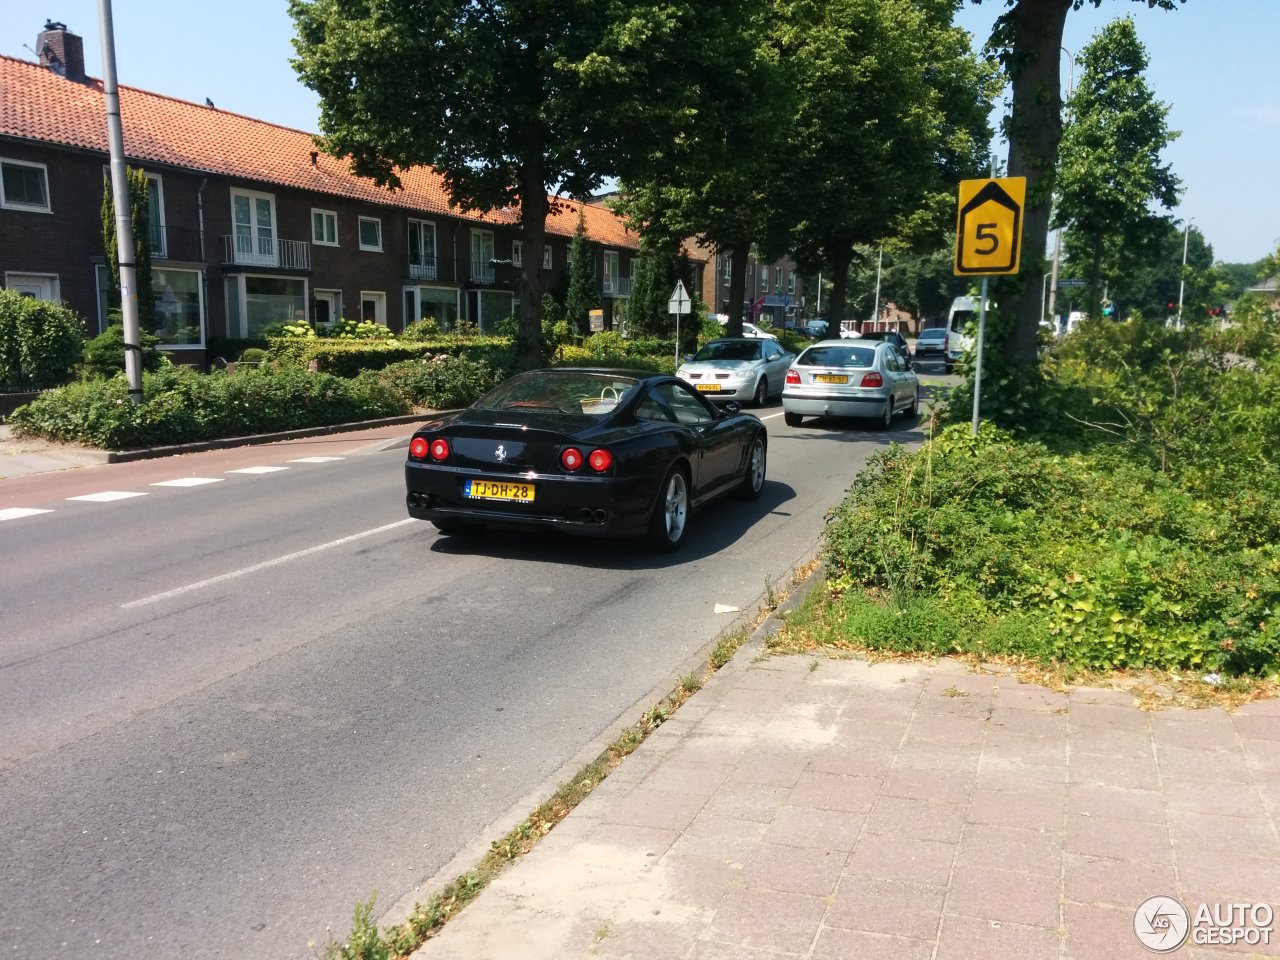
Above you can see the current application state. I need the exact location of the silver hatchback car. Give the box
[782,339,920,428]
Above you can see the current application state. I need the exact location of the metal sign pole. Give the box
[970,275,989,436]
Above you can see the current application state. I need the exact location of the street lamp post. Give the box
[1176,218,1192,329]
[1045,46,1074,331]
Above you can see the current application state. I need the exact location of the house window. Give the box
[721,255,731,283]
[358,217,382,252]
[5,272,59,301]
[225,274,307,337]
[230,189,277,265]
[512,240,523,268]
[1,158,51,212]
[146,174,167,258]
[776,270,783,295]
[475,290,514,333]
[408,219,437,280]
[470,229,495,283]
[312,289,342,329]
[603,251,620,295]
[361,290,387,326]
[788,271,795,295]
[96,265,202,345]
[760,265,769,290]
[405,285,460,331]
[543,245,553,270]
[312,209,338,246]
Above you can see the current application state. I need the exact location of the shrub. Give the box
[0,290,86,390]
[336,319,396,340]
[81,319,167,379]
[9,364,408,449]
[371,354,502,409]
[401,318,442,340]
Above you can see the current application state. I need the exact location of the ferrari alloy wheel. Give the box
[647,466,690,551]
[738,434,766,500]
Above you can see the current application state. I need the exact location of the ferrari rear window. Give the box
[476,371,640,415]
[796,346,875,368]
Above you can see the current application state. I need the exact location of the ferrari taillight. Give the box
[560,447,584,471]
[861,372,884,388]
[587,448,613,472]
[409,437,429,460]
[429,438,451,462]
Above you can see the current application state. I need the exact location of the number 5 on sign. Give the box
[954,177,1026,276]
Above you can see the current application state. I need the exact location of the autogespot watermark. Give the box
[1134,895,1275,953]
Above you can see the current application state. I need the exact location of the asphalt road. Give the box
[0,396,939,959]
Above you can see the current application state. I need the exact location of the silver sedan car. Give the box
[677,337,795,407]
[782,338,920,428]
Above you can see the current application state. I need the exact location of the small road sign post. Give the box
[953,176,1026,436]
[668,280,691,366]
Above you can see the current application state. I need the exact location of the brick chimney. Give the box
[38,21,86,82]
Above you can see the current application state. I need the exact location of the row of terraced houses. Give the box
[0,21,804,367]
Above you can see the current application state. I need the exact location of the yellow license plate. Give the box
[464,479,536,502]
[695,383,722,392]
[814,374,848,384]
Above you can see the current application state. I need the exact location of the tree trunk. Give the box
[1002,0,1072,370]
[827,242,853,329]
[517,147,548,371]
[725,243,749,337]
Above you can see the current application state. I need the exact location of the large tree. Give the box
[777,0,998,326]
[974,0,1186,370]
[1053,17,1179,317]
[289,0,744,369]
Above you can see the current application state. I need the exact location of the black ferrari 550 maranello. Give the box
[404,368,768,550]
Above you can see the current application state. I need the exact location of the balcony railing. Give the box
[470,262,496,285]
[146,226,205,263]
[602,276,631,298]
[221,235,311,271]
[408,258,438,281]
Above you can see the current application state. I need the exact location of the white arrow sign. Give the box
[668,280,691,314]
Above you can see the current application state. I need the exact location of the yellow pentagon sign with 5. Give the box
[954,177,1026,275]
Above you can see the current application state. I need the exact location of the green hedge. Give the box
[9,364,408,449]
[0,289,85,390]
[266,335,517,378]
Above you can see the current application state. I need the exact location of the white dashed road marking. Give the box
[226,466,291,474]
[66,491,148,502]
[0,507,54,522]
[151,477,224,487]
[121,519,417,608]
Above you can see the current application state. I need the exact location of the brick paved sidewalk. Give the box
[412,653,1280,960]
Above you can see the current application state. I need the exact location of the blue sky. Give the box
[4,1,1277,265]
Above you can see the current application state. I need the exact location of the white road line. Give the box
[288,456,346,463]
[226,466,291,474]
[0,507,54,522]
[67,491,148,502]
[121,518,417,609]
[151,477,224,487]
[759,411,786,421]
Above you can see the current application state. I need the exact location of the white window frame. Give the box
[512,240,523,268]
[543,245,553,270]
[151,266,206,347]
[470,228,495,283]
[407,218,438,280]
[145,173,167,258]
[360,290,387,326]
[358,216,383,252]
[760,265,769,290]
[229,188,278,266]
[311,209,338,247]
[5,271,59,300]
[722,255,731,282]
[0,157,52,213]
[227,273,309,337]
[603,250,620,295]
[788,271,795,295]
[312,288,342,327]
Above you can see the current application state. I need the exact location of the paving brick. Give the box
[1066,814,1173,864]
[787,771,883,814]
[642,759,734,797]
[1170,810,1280,860]
[1235,699,1280,718]
[725,752,810,789]
[1069,701,1150,732]
[1071,687,1142,708]
[968,786,1066,832]
[666,734,754,767]
[976,756,1070,789]
[841,695,919,722]
[994,679,1071,713]
[743,842,848,896]
[704,888,827,954]
[700,781,793,824]
[1063,852,1178,909]
[604,786,709,832]
[864,796,968,843]
[906,713,988,745]
[808,742,896,778]
[935,914,1061,960]
[657,833,754,910]
[1158,744,1254,783]
[955,822,1061,877]
[812,927,935,960]
[1070,752,1162,791]
[831,716,911,748]
[1151,710,1239,749]
[764,805,864,852]
[845,833,957,886]
[882,767,975,806]
[827,876,947,940]
[894,739,983,773]
[684,811,770,845]
[1242,737,1280,773]
[988,706,1070,739]
[689,939,805,960]
[1064,901,1161,960]
[1071,725,1156,759]
[1176,850,1280,903]
[984,730,1070,766]
[1068,783,1167,824]
[590,908,715,960]
[946,864,1061,928]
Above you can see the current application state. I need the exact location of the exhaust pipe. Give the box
[592,509,608,523]
[579,507,594,522]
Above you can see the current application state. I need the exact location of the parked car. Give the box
[850,329,910,353]
[804,319,829,339]
[405,369,768,550]
[718,317,779,340]
[782,339,920,429]
[913,326,953,371]
[677,338,794,407]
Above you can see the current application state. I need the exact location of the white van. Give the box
[945,295,988,365]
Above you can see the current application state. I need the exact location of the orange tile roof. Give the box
[0,54,635,248]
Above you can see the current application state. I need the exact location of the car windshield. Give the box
[797,346,875,368]
[475,372,640,416]
[693,341,761,362]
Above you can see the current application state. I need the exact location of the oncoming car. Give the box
[404,369,768,550]
[782,339,920,429]
[677,338,794,406]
